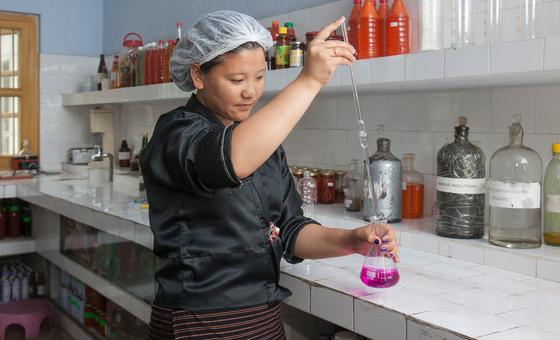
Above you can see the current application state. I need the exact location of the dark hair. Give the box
[199,41,264,73]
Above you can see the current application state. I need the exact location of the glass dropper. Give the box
[340,21,380,221]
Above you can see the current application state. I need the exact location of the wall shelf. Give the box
[61,37,560,107]
[0,237,35,256]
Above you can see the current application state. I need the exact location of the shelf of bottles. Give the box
[60,216,155,304]
[0,254,47,305]
[50,264,147,339]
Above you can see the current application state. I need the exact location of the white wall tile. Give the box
[454,89,493,133]
[535,85,560,134]
[418,92,454,132]
[445,44,491,78]
[402,132,435,174]
[363,94,390,130]
[336,95,365,130]
[491,39,545,74]
[492,87,536,133]
[387,93,420,131]
[544,36,560,70]
[323,130,348,166]
[310,96,337,130]
[372,55,406,83]
[405,50,445,81]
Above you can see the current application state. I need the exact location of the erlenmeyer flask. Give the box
[360,217,400,288]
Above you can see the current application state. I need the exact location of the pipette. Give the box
[340,21,380,221]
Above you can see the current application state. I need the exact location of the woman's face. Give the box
[193,48,266,126]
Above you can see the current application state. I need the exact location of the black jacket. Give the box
[140,95,318,310]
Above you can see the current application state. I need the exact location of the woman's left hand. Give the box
[349,223,400,263]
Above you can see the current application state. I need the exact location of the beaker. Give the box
[360,217,400,288]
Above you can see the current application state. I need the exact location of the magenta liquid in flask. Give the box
[360,218,400,288]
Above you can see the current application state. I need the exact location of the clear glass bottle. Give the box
[452,0,476,47]
[489,115,542,248]
[297,170,317,217]
[517,0,542,40]
[343,159,363,212]
[484,0,504,43]
[544,142,560,246]
[402,153,424,219]
[436,117,486,238]
[419,0,445,51]
[364,128,402,223]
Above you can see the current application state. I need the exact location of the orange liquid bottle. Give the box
[358,0,380,59]
[162,40,176,83]
[348,0,362,54]
[386,0,410,56]
[377,0,389,56]
[402,153,424,219]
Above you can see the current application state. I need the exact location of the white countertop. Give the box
[4,173,560,339]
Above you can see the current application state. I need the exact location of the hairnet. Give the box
[170,10,273,92]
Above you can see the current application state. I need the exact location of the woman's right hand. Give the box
[299,17,356,88]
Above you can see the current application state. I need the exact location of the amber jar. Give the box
[334,171,346,203]
[318,170,336,204]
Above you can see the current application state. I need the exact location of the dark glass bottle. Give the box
[436,117,486,238]
[118,140,131,168]
[8,201,21,238]
[21,203,32,237]
[0,203,6,240]
[96,54,108,91]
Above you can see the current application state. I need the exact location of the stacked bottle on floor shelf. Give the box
[96,22,183,90]
[1,260,45,304]
[0,199,32,240]
[292,113,560,249]
[58,269,147,339]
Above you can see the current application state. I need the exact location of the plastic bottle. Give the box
[276,27,291,69]
[378,0,389,56]
[402,153,424,218]
[386,0,410,56]
[285,22,296,41]
[144,43,153,85]
[348,0,362,54]
[297,170,317,217]
[544,142,560,246]
[162,40,176,83]
[135,46,145,86]
[358,0,381,59]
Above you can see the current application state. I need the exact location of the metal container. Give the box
[364,138,402,223]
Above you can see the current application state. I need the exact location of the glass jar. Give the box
[318,170,336,204]
[544,143,560,246]
[335,171,346,204]
[344,159,363,212]
[436,117,486,238]
[297,170,317,217]
[402,153,424,219]
[419,0,444,51]
[452,0,476,47]
[489,115,542,248]
[364,137,402,223]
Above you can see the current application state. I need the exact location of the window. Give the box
[0,12,38,170]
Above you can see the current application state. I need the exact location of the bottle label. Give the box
[436,177,486,195]
[118,151,131,160]
[389,21,399,27]
[290,50,304,67]
[546,195,560,213]
[276,45,290,67]
[488,181,541,209]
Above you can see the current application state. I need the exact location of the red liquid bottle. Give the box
[386,0,410,56]
[377,0,389,56]
[348,0,362,54]
[358,0,381,59]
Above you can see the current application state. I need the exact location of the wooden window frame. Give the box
[0,12,39,170]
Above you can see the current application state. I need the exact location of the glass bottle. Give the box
[364,128,402,223]
[419,0,444,51]
[118,140,131,168]
[436,117,486,238]
[297,170,317,217]
[402,153,424,219]
[343,159,363,212]
[544,142,560,246]
[517,0,542,40]
[452,0,476,47]
[386,0,410,56]
[489,115,542,248]
[276,27,291,69]
[335,171,346,204]
[483,0,504,43]
[96,54,108,91]
[318,170,336,204]
[110,55,119,89]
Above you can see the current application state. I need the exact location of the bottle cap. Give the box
[279,27,288,34]
[285,22,294,28]
[552,143,560,154]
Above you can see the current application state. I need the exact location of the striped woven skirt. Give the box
[148,303,285,339]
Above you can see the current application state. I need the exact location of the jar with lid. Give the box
[343,159,363,212]
[119,32,144,88]
[318,171,336,204]
[289,41,304,67]
[489,114,542,248]
[334,171,346,204]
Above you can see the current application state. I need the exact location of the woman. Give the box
[141,10,399,340]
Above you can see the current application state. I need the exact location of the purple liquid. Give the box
[360,266,400,288]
